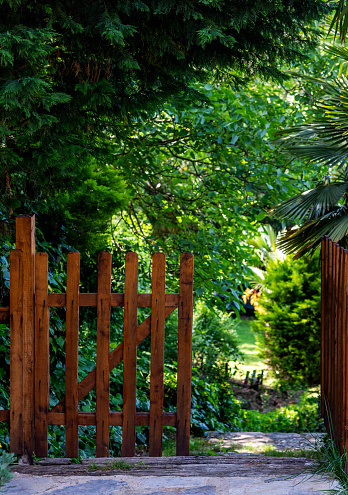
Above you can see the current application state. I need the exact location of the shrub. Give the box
[0,451,16,492]
[192,303,241,375]
[251,252,321,386]
[240,391,324,433]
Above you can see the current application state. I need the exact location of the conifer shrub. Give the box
[251,252,321,386]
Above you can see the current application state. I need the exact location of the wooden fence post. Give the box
[11,215,36,461]
[176,253,194,456]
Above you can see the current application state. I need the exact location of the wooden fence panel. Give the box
[122,252,138,457]
[321,238,348,455]
[2,216,194,459]
[176,253,194,456]
[96,253,112,458]
[34,253,49,457]
[65,252,80,458]
[149,253,166,457]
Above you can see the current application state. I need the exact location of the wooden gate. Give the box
[0,215,194,460]
[321,236,348,452]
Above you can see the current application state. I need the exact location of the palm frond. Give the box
[276,207,348,258]
[329,0,348,43]
[270,177,348,222]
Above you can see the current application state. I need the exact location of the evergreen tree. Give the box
[0,0,329,249]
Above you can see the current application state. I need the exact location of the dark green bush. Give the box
[251,252,321,386]
[192,303,241,375]
[240,391,324,433]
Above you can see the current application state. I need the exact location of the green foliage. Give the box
[240,391,324,433]
[270,43,348,258]
[0,0,329,256]
[0,451,15,492]
[192,303,240,375]
[251,253,321,386]
[113,77,327,311]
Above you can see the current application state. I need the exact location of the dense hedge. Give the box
[251,253,321,386]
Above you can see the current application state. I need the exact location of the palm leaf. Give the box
[329,0,348,43]
[276,207,348,258]
[270,175,348,222]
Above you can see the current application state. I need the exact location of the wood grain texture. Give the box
[176,253,194,456]
[65,252,80,458]
[47,411,176,427]
[149,253,166,457]
[320,238,327,420]
[50,307,177,414]
[34,253,49,457]
[327,239,333,430]
[96,253,112,457]
[122,253,138,457]
[345,250,348,453]
[47,293,178,308]
[10,249,24,454]
[16,215,36,459]
[337,247,344,448]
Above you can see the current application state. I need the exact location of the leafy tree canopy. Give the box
[0,0,329,248]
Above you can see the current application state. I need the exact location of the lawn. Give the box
[232,317,266,380]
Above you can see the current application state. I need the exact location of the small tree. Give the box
[251,252,321,386]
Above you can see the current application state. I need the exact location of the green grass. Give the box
[232,318,266,378]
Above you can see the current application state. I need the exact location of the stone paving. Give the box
[4,433,338,494]
[4,472,338,494]
[207,431,326,452]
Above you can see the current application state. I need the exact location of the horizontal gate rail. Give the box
[0,215,194,460]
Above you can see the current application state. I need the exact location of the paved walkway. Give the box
[4,433,338,494]
[4,472,338,494]
[207,431,325,452]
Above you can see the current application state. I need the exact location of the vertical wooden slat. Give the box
[336,246,343,447]
[96,253,112,458]
[34,253,49,457]
[122,253,138,457]
[342,249,348,458]
[327,239,333,431]
[65,252,80,458]
[176,253,194,456]
[10,249,23,454]
[15,215,35,460]
[332,244,338,442]
[339,247,346,451]
[321,238,327,420]
[149,253,166,457]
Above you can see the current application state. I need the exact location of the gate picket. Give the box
[34,253,49,457]
[96,253,112,457]
[122,252,139,457]
[149,253,166,457]
[176,253,194,456]
[65,252,80,458]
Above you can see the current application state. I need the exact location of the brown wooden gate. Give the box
[0,215,194,460]
[321,236,348,452]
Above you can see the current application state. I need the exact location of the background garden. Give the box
[0,0,346,460]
